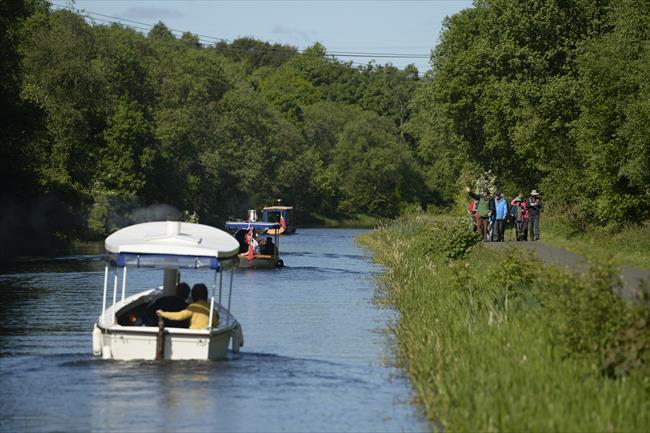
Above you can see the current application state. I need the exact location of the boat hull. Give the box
[97,327,233,360]
[94,289,243,361]
[238,254,281,269]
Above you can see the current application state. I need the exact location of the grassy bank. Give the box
[541,218,650,270]
[358,214,649,432]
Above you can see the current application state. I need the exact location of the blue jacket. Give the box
[494,197,508,220]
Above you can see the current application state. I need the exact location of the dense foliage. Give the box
[1,2,423,254]
[2,0,649,254]
[408,0,650,228]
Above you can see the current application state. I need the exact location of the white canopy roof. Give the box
[262,206,293,211]
[105,221,239,258]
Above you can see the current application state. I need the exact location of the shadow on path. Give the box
[484,241,650,301]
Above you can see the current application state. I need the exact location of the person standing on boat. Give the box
[244,229,259,262]
[156,283,218,329]
[250,233,260,254]
[465,186,494,241]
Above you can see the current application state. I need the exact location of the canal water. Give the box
[0,228,426,432]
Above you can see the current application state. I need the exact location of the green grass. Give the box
[358,214,650,432]
[541,217,650,270]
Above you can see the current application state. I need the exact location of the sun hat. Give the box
[530,190,540,196]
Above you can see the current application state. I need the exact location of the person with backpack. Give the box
[511,193,528,241]
[526,190,543,241]
[465,186,494,241]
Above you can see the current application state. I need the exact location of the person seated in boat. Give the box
[156,283,218,329]
[259,237,275,255]
[142,282,190,327]
[234,229,248,253]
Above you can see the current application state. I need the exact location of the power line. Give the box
[50,2,431,62]
[49,4,371,67]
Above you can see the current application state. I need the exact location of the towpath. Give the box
[484,241,650,301]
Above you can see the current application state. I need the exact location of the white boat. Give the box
[92,221,244,361]
[225,221,284,269]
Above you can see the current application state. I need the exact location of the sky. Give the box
[55,0,474,73]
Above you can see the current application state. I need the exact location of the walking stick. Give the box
[156,316,165,360]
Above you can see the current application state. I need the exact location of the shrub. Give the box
[420,217,481,260]
[603,298,650,380]
[542,258,650,379]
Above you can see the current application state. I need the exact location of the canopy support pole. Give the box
[218,270,223,304]
[212,270,217,301]
[208,297,215,329]
[162,268,177,297]
[102,265,108,315]
[227,269,234,313]
[112,268,118,325]
[121,266,127,302]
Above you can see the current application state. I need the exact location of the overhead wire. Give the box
[50,2,431,67]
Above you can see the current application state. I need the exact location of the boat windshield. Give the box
[103,253,237,270]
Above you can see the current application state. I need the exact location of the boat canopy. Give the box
[105,221,240,267]
[225,221,281,230]
[262,206,293,211]
[102,252,236,270]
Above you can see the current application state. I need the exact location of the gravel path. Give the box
[484,240,650,301]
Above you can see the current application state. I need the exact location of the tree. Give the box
[147,44,231,218]
[301,101,363,164]
[20,8,107,200]
[360,63,419,132]
[407,0,641,226]
[148,21,174,40]
[257,65,321,122]
[213,37,298,71]
[567,0,650,225]
[332,111,424,216]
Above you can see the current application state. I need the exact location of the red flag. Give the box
[245,229,255,262]
[280,213,286,229]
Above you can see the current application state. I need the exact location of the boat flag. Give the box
[280,213,286,229]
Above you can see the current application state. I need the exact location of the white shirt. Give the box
[250,238,259,254]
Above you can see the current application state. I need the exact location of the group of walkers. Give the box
[465,186,543,242]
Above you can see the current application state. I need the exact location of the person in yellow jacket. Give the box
[156,283,218,329]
